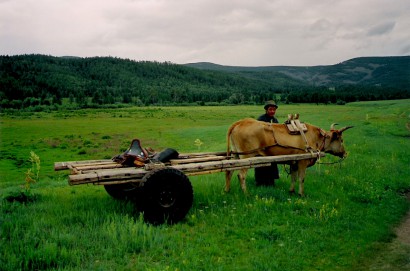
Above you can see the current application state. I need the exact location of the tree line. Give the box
[1,54,408,111]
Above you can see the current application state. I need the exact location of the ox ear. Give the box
[339,126,354,133]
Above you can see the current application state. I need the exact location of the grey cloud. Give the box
[310,19,333,32]
[399,44,410,55]
[1,0,409,66]
[367,21,396,36]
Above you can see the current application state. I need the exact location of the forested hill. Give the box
[0,54,288,109]
[0,54,409,111]
[185,56,410,89]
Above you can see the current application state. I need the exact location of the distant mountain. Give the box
[185,56,410,89]
[1,54,409,111]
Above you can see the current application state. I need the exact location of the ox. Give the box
[225,118,353,196]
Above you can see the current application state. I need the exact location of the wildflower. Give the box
[194,139,203,150]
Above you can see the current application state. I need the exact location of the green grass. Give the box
[1,100,410,270]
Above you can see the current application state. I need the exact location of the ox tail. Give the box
[226,120,241,158]
[226,125,233,157]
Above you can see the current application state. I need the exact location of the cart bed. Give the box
[55,151,324,186]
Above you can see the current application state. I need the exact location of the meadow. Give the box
[1,100,409,270]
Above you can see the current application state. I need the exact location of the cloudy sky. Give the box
[1,0,409,66]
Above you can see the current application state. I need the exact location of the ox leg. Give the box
[298,176,305,197]
[289,165,297,194]
[289,163,298,194]
[297,162,308,197]
[238,169,249,194]
[225,170,234,192]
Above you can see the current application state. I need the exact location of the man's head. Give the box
[264,101,278,117]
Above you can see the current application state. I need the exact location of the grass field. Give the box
[1,100,409,270]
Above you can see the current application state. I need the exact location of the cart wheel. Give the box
[141,168,193,225]
[104,183,142,200]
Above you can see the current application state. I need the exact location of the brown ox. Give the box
[225,118,353,196]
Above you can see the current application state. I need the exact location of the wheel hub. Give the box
[158,190,175,208]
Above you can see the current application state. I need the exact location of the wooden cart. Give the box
[55,150,324,225]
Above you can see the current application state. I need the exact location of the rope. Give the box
[282,156,346,177]
[317,157,346,168]
[293,120,312,152]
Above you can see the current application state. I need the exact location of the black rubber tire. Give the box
[104,183,142,200]
[141,168,193,225]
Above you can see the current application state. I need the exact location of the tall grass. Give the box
[1,100,409,270]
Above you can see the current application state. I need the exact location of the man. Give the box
[255,100,280,186]
[258,100,279,123]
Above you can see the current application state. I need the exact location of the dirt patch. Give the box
[395,193,410,245]
[355,193,410,271]
[366,193,410,271]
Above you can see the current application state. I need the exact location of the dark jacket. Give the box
[257,114,278,123]
[254,113,280,184]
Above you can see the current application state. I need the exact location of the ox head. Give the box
[324,123,354,158]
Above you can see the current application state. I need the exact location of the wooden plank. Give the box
[68,167,147,185]
[56,152,227,171]
[95,179,144,186]
[170,155,228,165]
[174,152,324,173]
[54,159,113,171]
[170,157,270,174]
[96,168,147,181]
[73,163,123,171]
[69,172,99,185]
[185,163,272,176]
[55,153,226,171]
[178,151,226,158]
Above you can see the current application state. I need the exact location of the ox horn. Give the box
[330,123,338,130]
[339,126,354,133]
